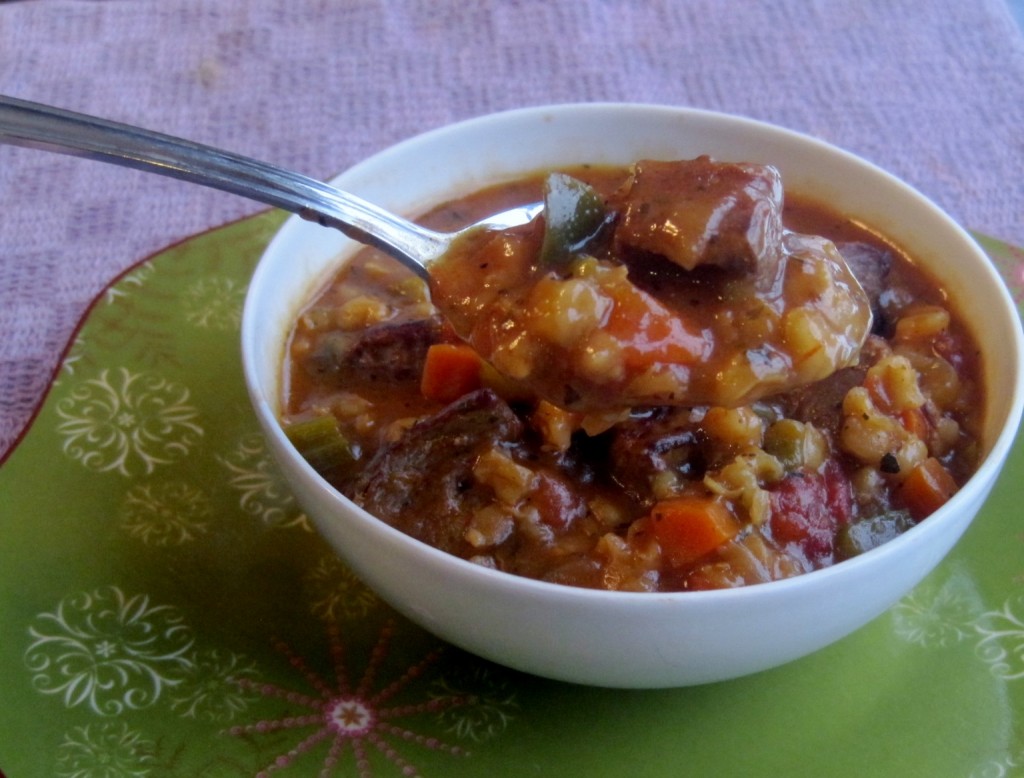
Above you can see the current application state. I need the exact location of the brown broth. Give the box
[282,163,984,592]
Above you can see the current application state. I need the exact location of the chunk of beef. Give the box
[350,389,523,554]
[778,335,888,438]
[608,408,703,504]
[836,241,892,332]
[304,316,443,385]
[612,156,784,274]
[780,366,865,440]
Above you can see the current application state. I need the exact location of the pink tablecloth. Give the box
[2,0,1023,457]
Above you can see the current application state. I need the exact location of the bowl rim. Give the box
[242,101,1024,605]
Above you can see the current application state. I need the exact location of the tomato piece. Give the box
[531,472,587,533]
[768,461,852,568]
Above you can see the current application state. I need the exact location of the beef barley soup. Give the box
[280,158,983,593]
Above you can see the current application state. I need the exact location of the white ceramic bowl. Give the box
[242,104,1024,688]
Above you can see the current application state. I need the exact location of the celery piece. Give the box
[539,173,607,267]
[283,414,355,481]
[837,510,915,558]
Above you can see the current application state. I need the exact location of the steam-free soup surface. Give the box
[282,160,982,592]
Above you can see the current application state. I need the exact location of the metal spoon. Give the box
[0,95,539,280]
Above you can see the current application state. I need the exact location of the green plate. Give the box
[1,213,1022,778]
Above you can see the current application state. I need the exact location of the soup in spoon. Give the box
[431,157,872,410]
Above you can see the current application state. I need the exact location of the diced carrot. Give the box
[646,496,739,568]
[899,457,958,520]
[603,284,705,370]
[864,371,890,410]
[420,343,483,404]
[898,407,930,441]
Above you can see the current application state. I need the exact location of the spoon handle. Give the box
[0,95,444,274]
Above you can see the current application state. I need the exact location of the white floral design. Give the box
[119,481,212,546]
[25,586,194,716]
[975,593,1024,681]
[168,647,260,722]
[103,264,156,305]
[893,568,1024,684]
[890,568,983,648]
[218,432,309,530]
[56,368,203,477]
[969,749,1024,778]
[54,721,158,778]
[306,554,379,622]
[61,339,86,377]
[430,664,519,742]
[183,276,245,331]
